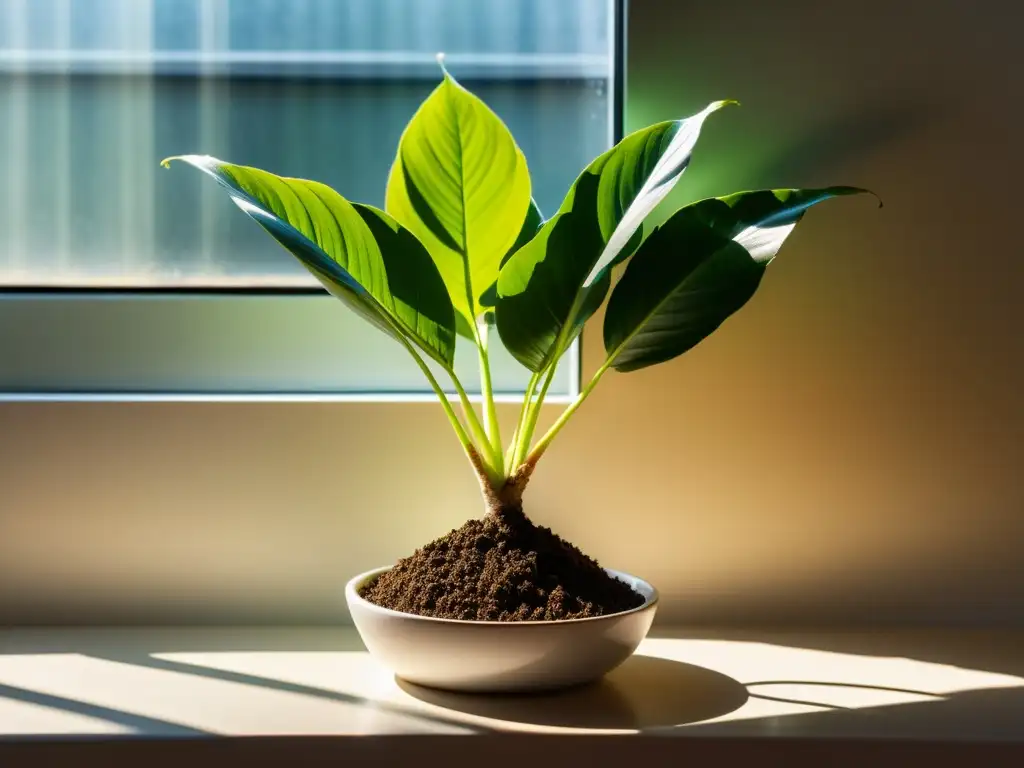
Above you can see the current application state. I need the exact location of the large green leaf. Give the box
[603,187,872,372]
[385,72,532,333]
[162,155,456,366]
[495,101,735,372]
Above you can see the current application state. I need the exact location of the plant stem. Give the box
[525,358,613,465]
[510,292,590,468]
[396,335,476,455]
[513,360,558,469]
[449,371,503,475]
[475,320,504,467]
[506,370,540,467]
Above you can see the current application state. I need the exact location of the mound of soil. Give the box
[359,506,644,621]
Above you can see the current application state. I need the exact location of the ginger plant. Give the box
[163,66,872,518]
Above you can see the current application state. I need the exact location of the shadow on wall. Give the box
[753,100,944,184]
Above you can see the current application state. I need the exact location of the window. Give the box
[0,0,621,398]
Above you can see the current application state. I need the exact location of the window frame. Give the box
[0,0,626,402]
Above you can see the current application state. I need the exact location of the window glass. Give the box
[0,0,614,288]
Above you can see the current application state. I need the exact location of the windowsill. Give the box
[0,626,1022,765]
[0,392,576,405]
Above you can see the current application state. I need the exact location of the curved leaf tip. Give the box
[160,154,216,173]
[160,155,189,169]
[781,185,883,211]
[812,186,882,208]
[844,187,884,208]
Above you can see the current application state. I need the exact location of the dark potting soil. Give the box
[360,507,645,621]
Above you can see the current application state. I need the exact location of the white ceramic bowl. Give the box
[346,565,658,693]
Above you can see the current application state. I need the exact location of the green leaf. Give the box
[161,155,456,367]
[479,197,543,311]
[385,72,532,332]
[505,198,544,261]
[603,187,873,372]
[496,101,735,373]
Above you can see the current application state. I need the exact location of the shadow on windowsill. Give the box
[397,654,749,731]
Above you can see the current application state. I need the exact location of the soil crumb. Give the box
[360,506,645,621]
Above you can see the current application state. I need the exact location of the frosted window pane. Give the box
[0,0,612,288]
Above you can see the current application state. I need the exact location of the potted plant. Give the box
[163,64,872,693]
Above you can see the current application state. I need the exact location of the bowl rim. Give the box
[345,564,659,627]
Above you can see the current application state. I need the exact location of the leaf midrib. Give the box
[443,82,476,325]
[604,237,725,370]
[606,196,796,369]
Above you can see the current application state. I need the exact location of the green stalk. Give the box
[449,371,503,476]
[524,271,704,465]
[395,335,475,455]
[512,360,558,469]
[475,321,504,465]
[509,288,591,468]
[506,370,540,467]
[526,358,613,464]
[393,328,502,485]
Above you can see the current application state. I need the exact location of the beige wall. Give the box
[1,0,1022,625]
